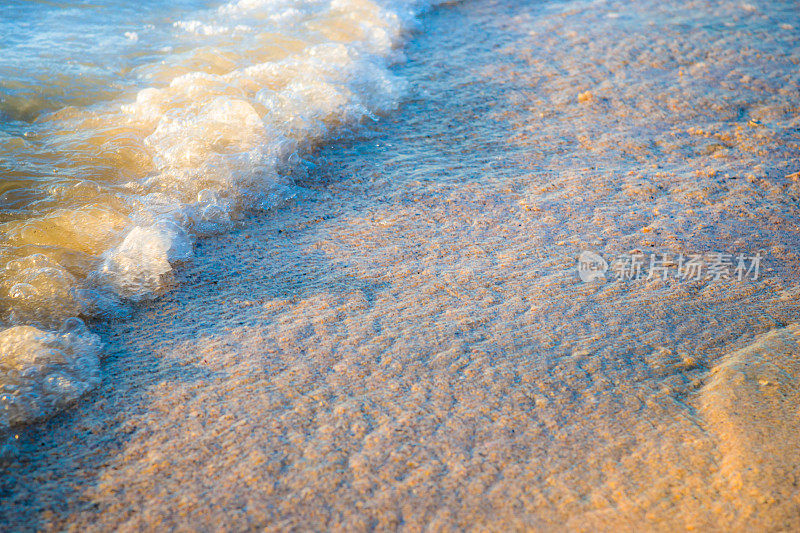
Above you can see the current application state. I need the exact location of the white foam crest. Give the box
[174,20,254,36]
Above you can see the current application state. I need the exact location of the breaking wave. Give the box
[0,0,440,429]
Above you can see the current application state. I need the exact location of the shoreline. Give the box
[3,0,800,530]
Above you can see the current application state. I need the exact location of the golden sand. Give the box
[2,0,800,530]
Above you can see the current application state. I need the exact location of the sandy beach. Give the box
[2,0,800,530]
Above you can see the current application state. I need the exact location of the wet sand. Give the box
[3,0,800,530]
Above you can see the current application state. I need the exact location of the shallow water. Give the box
[1,0,437,429]
[2,0,800,530]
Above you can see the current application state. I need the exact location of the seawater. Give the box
[1,0,800,529]
[0,0,438,429]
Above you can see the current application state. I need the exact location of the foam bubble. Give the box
[0,322,102,430]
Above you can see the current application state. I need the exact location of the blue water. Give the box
[0,0,217,126]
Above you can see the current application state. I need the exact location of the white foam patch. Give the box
[101,223,193,300]
[0,320,102,430]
